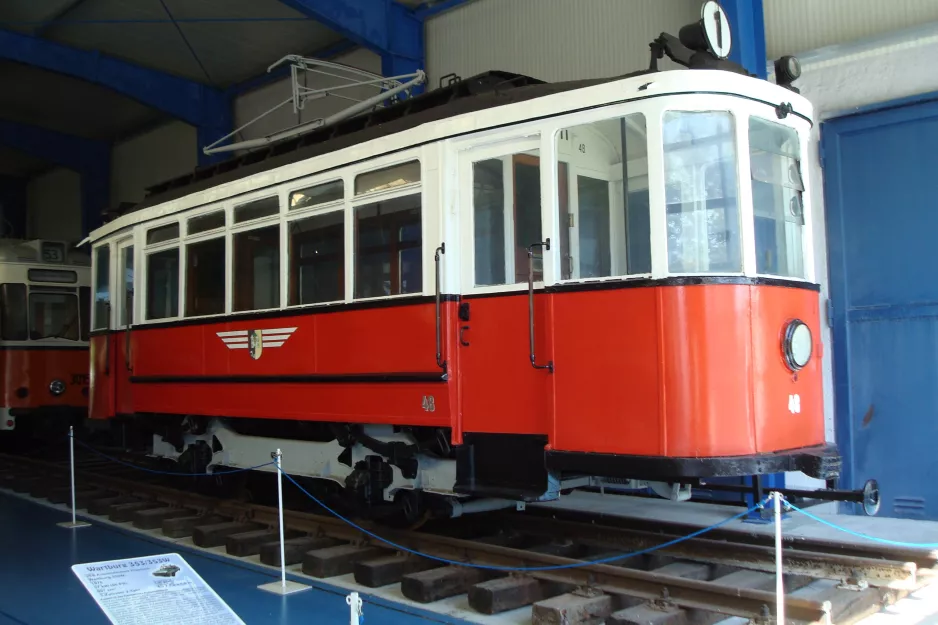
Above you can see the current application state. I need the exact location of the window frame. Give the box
[91,242,112,331]
[285,204,346,309]
[748,114,812,283]
[182,204,229,319]
[347,153,426,303]
[229,192,283,314]
[141,216,182,323]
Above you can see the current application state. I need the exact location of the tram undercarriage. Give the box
[98,414,879,524]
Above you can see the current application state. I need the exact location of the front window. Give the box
[750,117,805,278]
[663,111,741,273]
[29,292,79,340]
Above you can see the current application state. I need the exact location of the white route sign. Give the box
[72,553,245,625]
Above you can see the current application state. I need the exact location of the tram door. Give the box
[112,239,135,415]
[457,139,556,438]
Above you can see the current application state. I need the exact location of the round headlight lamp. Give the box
[782,320,812,371]
[49,379,66,397]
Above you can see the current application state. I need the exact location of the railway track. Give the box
[0,451,934,625]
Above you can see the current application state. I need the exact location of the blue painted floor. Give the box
[0,492,468,625]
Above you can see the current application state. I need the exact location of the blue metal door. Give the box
[822,96,938,519]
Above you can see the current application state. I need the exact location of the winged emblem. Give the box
[216,327,297,360]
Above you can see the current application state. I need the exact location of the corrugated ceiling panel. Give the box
[765,0,938,58]
[426,0,698,86]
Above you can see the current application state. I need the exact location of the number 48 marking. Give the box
[422,395,435,412]
[788,394,801,414]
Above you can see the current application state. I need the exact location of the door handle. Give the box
[459,325,470,347]
[527,240,553,373]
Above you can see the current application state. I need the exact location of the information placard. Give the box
[72,553,245,625]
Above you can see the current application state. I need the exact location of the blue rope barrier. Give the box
[280,468,764,572]
[785,501,938,549]
[70,435,276,477]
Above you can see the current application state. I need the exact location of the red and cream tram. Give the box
[81,7,875,520]
[0,239,91,439]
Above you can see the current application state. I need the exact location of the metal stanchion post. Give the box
[347,591,363,625]
[774,491,785,625]
[258,449,310,595]
[57,426,90,529]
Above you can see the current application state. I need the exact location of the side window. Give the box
[233,197,281,312]
[145,223,180,321]
[0,284,27,340]
[471,149,548,286]
[354,194,421,298]
[93,245,110,330]
[146,249,180,320]
[186,237,226,317]
[289,210,344,305]
[555,113,650,279]
[663,111,741,273]
[233,225,280,311]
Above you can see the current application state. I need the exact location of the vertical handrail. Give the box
[125,290,133,372]
[434,243,446,373]
[527,240,553,373]
[103,301,111,376]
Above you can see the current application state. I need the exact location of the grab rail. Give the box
[103,301,111,376]
[527,240,553,373]
[125,291,133,372]
[434,243,446,373]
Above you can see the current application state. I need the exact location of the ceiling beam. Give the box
[275,0,424,87]
[0,119,110,236]
[0,28,232,165]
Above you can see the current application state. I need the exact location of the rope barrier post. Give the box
[57,426,91,529]
[258,449,310,596]
[347,591,363,625]
[774,491,785,625]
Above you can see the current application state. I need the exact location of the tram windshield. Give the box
[29,291,80,340]
[663,111,741,274]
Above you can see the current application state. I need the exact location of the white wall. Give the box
[110,121,198,208]
[765,0,938,58]
[426,0,698,85]
[27,167,82,241]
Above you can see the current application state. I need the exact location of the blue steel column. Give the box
[721,0,767,78]
[720,0,781,506]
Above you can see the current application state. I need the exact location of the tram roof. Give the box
[128,69,648,215]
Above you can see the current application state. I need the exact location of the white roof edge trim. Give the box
[87,69,813,244]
